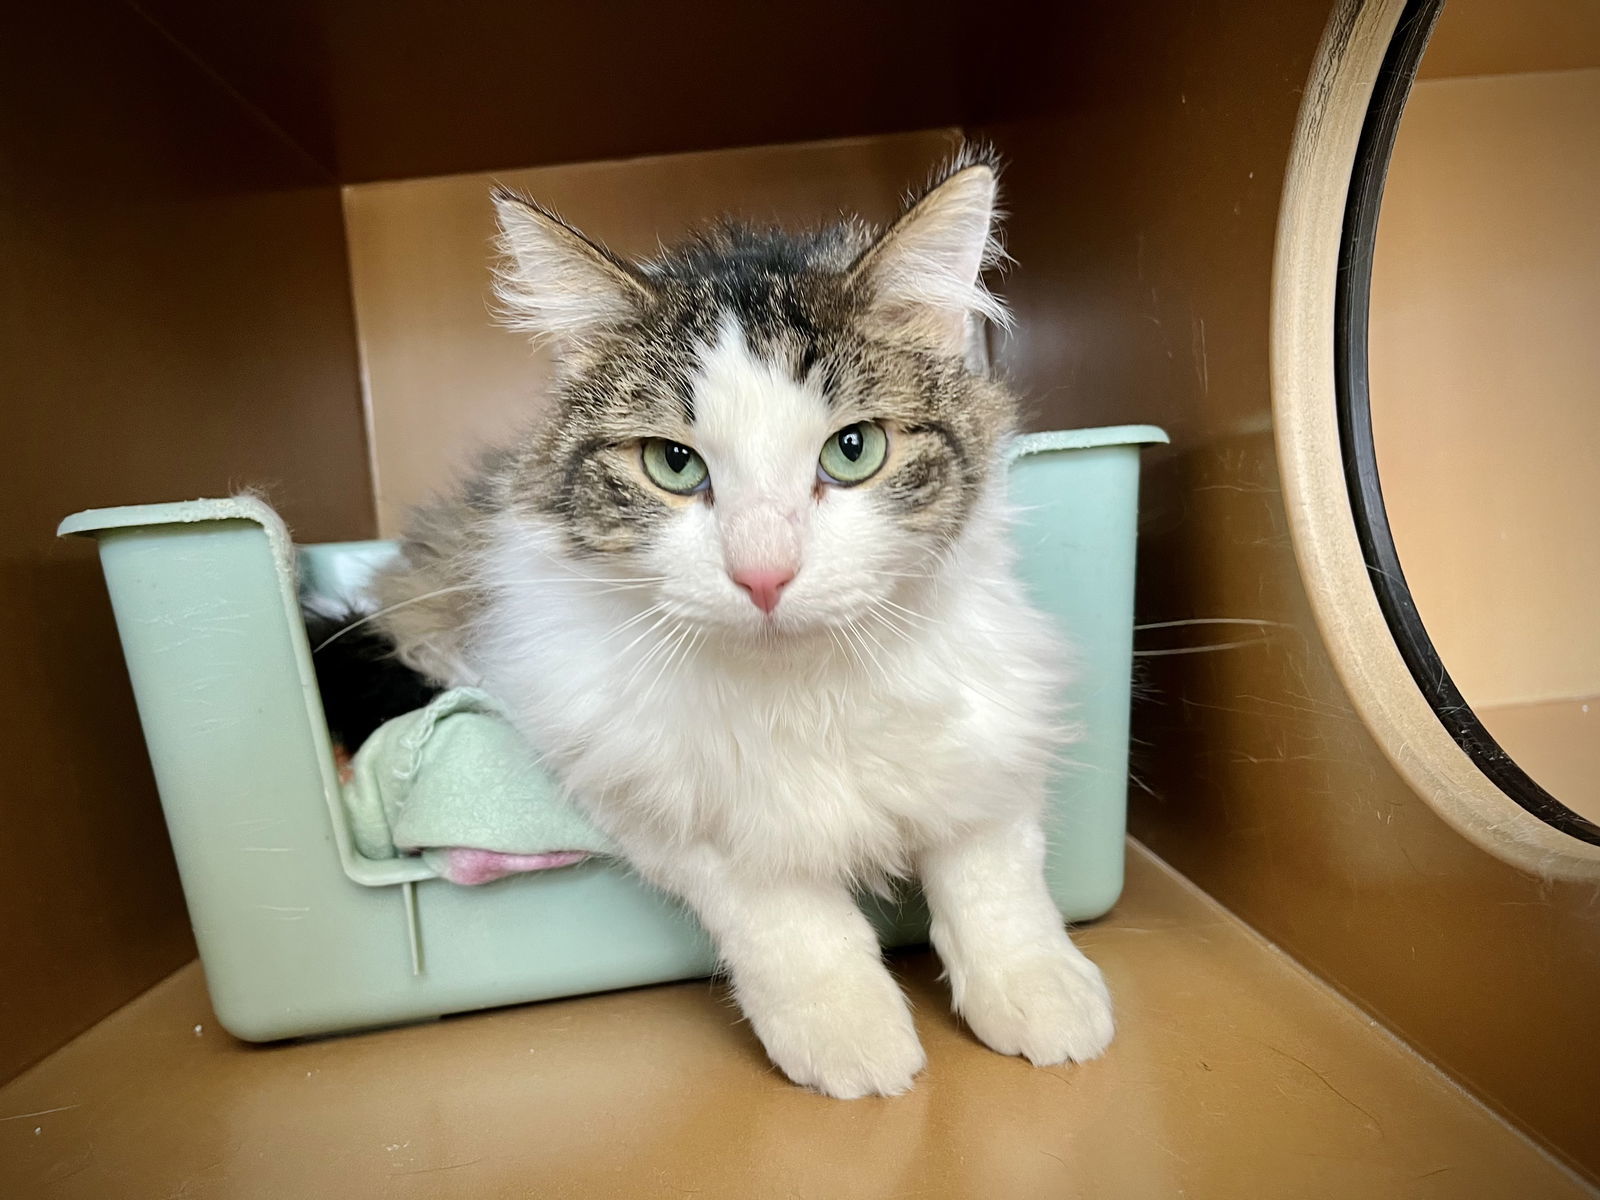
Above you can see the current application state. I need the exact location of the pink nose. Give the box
[730,566,795,614]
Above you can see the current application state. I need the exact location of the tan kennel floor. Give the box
[0,844,1587,1200]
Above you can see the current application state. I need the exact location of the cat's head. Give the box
[493,148,1017,639]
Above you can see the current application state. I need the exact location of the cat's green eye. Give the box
[818,421,888,486]
[641,438,710,495]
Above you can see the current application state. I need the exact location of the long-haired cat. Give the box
[369,148,1114,1097]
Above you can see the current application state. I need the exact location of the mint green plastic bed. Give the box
[58,425,1166,1042]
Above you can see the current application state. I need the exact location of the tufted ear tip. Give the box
[849,151,1011,355]
[490,188,647,352]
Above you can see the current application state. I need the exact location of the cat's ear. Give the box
[491,188,648,353]
[849,152,1011,356]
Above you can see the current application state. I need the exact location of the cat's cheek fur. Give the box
[637,498,750,628]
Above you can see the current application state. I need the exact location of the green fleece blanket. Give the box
[341,688,616,884]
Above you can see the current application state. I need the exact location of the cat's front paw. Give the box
[752,981,926,1099]
[958,950,1114,1067]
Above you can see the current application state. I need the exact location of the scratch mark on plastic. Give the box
[1260,1042,1384,1136]
[256,905,311,921]
[0,1104,80,1122]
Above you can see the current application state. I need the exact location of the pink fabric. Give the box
[438,847,591,886]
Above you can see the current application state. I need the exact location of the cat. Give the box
[367,147,1114,1098]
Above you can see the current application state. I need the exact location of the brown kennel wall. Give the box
[978,0,1600,1178]
[0,1,373,1083]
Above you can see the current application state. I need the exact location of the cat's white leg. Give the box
[918,814,1114,1066]
[644,847,925,1099]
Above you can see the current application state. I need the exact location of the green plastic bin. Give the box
[58,425,1166,1042]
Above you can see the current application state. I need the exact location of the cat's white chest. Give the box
[489,609,1057,883]
[473,512,1064,884]
[638,656,979,875]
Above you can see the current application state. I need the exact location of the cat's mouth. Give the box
[712,598,894,651]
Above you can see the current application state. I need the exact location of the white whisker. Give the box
[1133,639,1269,657]
[1134,617,1286,632]
[865,604,915,648]
[877,595,934,627]
[660,626,705,699]
[826,625,863,673]
[629,619,683,684]
[641,622,696,705]
[487,574,667,587]
[312,574,663,653]
[312,587,475,652]
[843,617,889,681]
[595,602,670,646]
[613,609,677,661]
[854,613,894,664]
